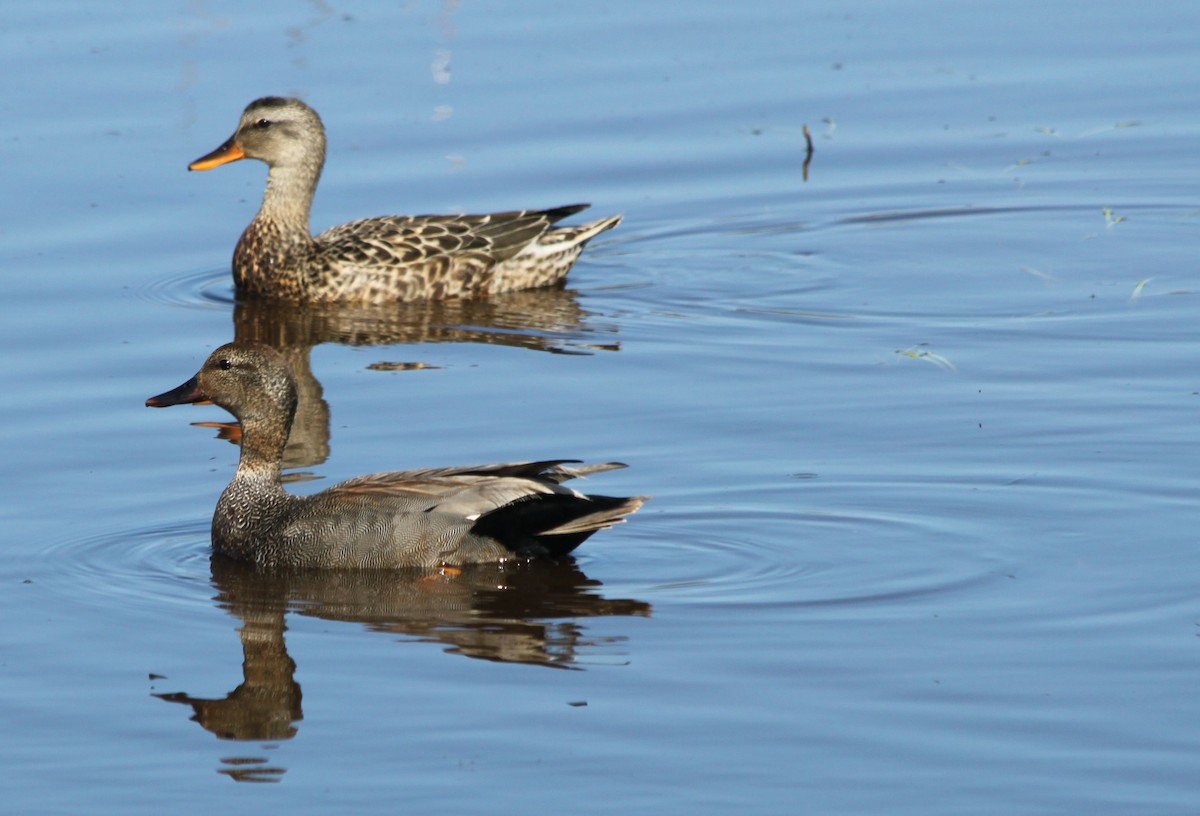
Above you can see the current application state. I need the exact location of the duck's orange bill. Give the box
[188,137,246,171]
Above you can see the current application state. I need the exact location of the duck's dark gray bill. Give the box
[146,376,206,408]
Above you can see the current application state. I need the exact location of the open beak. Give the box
[146,375,207,408]
[189,135,246,171]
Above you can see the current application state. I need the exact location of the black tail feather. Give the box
[472,493,639,559]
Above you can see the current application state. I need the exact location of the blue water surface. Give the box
[2,1,1199,814]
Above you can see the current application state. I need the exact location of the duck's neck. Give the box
[234,416,290,486]
[213,415,292,561]
[233,162,322,295]
[258,162,320,237]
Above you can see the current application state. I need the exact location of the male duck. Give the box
[147,342,645,569]
[189,97,622,303]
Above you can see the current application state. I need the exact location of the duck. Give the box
[146,342,645,569]
[189,97,622,303]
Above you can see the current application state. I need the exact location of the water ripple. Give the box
[44,520,213,611]
[137,268,234,310]
[613,499,1001,611]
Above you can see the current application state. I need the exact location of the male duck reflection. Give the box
[146,342,645,569]
[189,97,622,303]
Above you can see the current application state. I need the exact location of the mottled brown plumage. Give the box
[190,97,622,303]
[146,342,645,569]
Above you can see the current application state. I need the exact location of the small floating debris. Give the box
[802,123,815,181]
[895,344,957,372]
[366,361,443,372]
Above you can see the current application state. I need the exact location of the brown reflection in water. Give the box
[155,555,650,780]
[180,286,621,472]
[231,284,619,354]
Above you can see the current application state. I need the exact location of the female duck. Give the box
[189,97,622,303]
[147,342,644,569]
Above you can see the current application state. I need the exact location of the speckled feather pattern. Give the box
[193,97,621,304]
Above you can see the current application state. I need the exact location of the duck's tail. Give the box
[545,213,623,248]
[472,493,647,559]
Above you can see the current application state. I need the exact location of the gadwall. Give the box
[146,342,645,568]
[189,97,622,303]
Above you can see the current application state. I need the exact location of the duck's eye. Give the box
[254,118,272,130]
[218,358,233,371]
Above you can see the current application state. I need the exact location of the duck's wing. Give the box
[326,460,627,507]
[297,460,641,567]
[316,205,592,267]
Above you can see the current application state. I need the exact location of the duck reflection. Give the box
[231,284,621,353]
[155,554,650,779]
[191,286,621,471]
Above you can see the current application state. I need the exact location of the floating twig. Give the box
[802,124,815,181]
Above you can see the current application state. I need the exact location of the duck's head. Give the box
[147,342,298,426]
[189,97,326,172]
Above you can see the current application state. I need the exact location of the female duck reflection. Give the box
[199,287,625,473]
